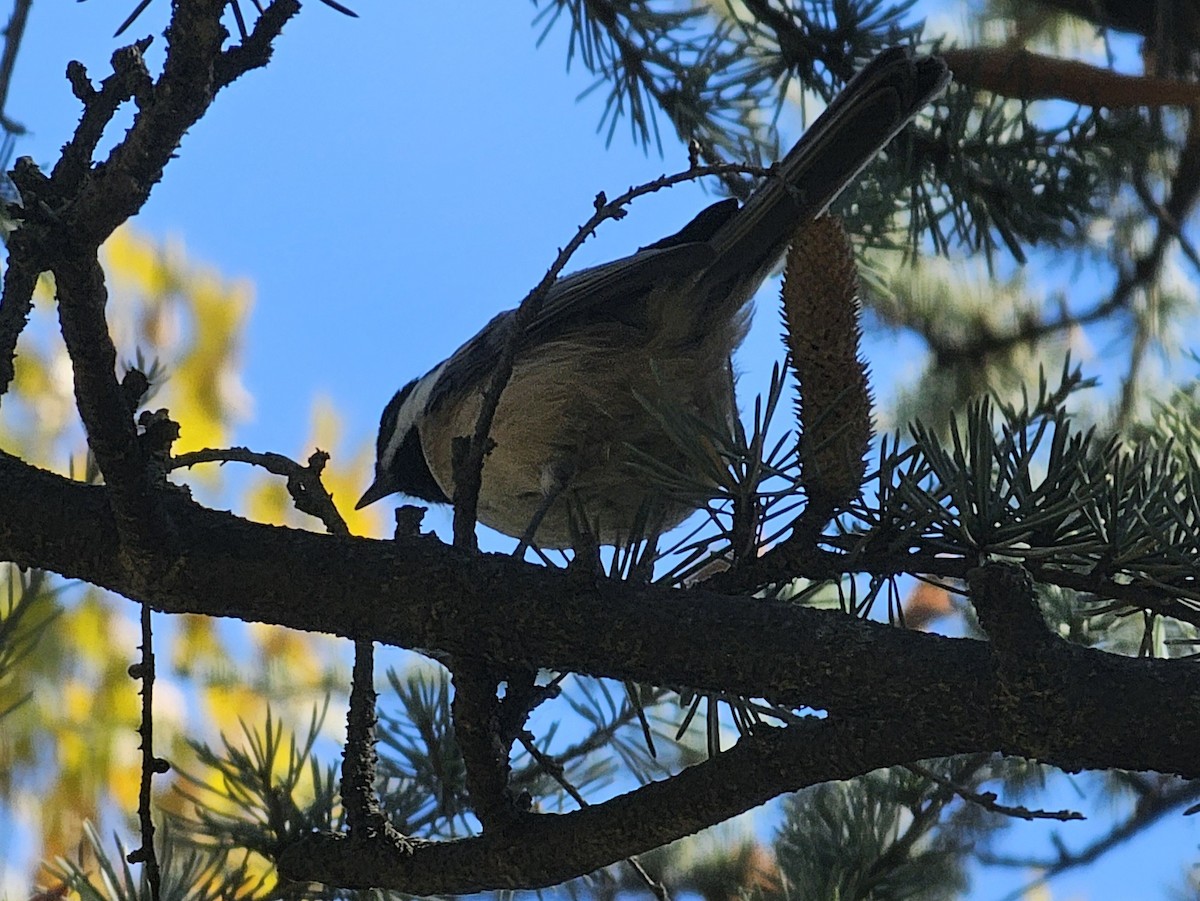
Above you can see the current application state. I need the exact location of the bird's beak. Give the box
[355,475,394,510]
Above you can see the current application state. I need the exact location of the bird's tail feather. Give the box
[704,47,950,294]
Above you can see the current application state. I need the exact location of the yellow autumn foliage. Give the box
[104,228,254,454]
[0,224,371,886]
[243,394,380,535]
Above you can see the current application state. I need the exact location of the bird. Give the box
[357,47,950,549]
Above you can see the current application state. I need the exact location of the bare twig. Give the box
[126,601,164,901]
[518,730,588,807]
[906,761,1084,822]
[509,683,672,788]
[517,730,668,901]
[0,0,31,135]
[983,779,1200,901]
[171,446,348,535]
[445,162,770,835]
[342,637,413,848]
[449,160,769,550]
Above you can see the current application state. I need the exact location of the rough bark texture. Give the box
[6,2,1200,893]
[5,453,1200,889]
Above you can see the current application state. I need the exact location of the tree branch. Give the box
[451,661,518,829]
[941,47,1200,108]
[2,453,1198,778]
[2,0,299,572]
[905,760,1084,822]
[277,714,944,893]
[25,0,298,254]
[50,41,154,195]
[986,779,1200,901]
[53,253,175,566]
[0,0,31,135]
[0,230,40,403]
[213,0,298,88]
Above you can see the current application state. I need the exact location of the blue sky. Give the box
[17,2,751,470]
[10,2,1200,899]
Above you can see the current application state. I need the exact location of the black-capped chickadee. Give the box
[357,47,950,548]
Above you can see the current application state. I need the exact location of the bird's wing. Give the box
[426,240,726,417]
[524,238,716,338]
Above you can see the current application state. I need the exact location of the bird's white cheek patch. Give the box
[382,362,447,470]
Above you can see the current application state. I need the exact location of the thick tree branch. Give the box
[0,450,987,720]
[278,714,950,893]
[53,253,175,565]
[4,457,1200,889]
[64,0,296,248]
[2,0,298,570]
[2,453,1198,779]
[451,661,518,829]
